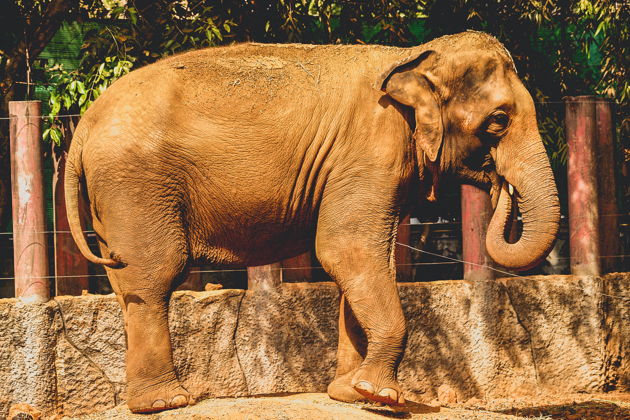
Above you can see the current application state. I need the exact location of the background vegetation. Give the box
[0,0,627,229]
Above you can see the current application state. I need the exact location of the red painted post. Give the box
[461,184,494,281]
[565,96,600,276]
[9,101,50,302]
[595,99,619,273]
[395,214,413,281]
[247,262,282,291]
[53,115,89,295]
[281,252,312,282]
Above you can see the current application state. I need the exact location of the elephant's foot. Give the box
[327,371,368,404]
[351,364,405,406]
[127,380,191,414]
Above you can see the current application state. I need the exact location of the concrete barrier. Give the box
[1,274,628,418]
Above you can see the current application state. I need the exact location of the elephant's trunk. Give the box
[485,142,560,270]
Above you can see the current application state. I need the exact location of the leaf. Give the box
[69,80,78,94]
[128,7,138,26]
[212,26,222,41]
[594,20,605,37]
[50,96,61,116]
[50,128,62,146]
[111,6,125,17]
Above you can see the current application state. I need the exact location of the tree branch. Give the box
[0,2,25,59]
[27,0,77,59]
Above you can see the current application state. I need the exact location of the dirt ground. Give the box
[62,392,630,420]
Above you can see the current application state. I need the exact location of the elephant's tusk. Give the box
[508,183,514,196]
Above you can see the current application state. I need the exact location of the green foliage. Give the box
[81,1,236,67]
[42,0,235,142]
[212,0,429,45]
[43,55,132,144]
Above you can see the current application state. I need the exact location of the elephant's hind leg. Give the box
[327,295,368,403]
[102,224,191,413]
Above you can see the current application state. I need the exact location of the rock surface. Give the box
[0,300,58,416]
[235,283,339,395]
[0,273,628,418]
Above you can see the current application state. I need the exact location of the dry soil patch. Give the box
[62,392,630,419]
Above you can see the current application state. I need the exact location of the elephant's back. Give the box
[79,42,415,147]
[148,43,414,113]
[162,42,411,88]
[75,42,417,207]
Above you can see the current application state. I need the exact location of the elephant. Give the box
[65,31,560,413]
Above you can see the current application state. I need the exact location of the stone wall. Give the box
[0,274,628,418]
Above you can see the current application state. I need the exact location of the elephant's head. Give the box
[376,31,560,270]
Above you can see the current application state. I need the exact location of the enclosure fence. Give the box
[1,97,627,302]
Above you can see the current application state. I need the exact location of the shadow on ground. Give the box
[363,399,441,419]
[500,400,630,419]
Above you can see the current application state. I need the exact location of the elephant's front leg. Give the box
[317,202,407,406]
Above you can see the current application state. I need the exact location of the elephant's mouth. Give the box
[495,180,521,243]
[457,149,499,196]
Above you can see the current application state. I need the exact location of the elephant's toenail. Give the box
[378,388,397,401]
[354,381,374,394]
[151,399,167,409]
[398,393,406,405]
[171,395,188,406]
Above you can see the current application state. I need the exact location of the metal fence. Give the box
[1,97,628,300]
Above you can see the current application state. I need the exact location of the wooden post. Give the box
[247,262,282,291]
[395,214,413,281]
[53,115,89,295]
[281,252,312,282]
[461,184,495,281]
[462,185,499,380]
[595,99,619,273]
[565,96,600,276]
[9,101,50,302]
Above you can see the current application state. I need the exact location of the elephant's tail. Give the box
[65,135,123,268]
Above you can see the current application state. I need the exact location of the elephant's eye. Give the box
[484,111,509,136]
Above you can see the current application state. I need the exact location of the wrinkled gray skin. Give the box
[66,31,560,413]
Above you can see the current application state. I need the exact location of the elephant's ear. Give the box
[376,51,443,163]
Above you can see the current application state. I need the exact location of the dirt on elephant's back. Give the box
[65,392,630,419]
